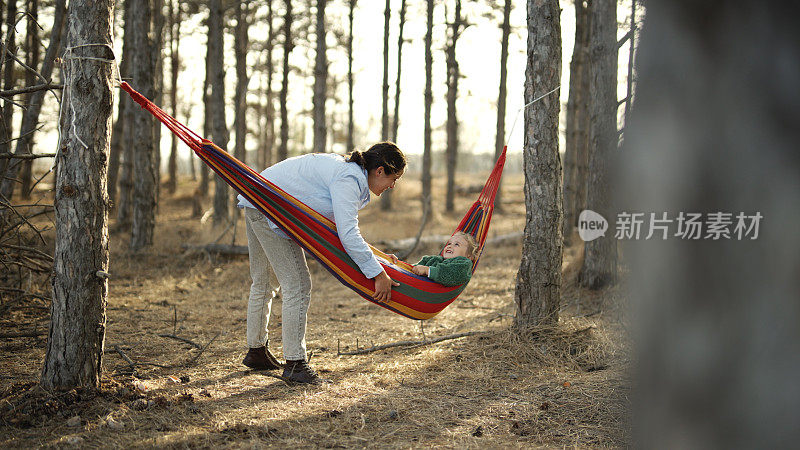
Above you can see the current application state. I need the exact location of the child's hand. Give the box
[412,265,429,276]
[388,254,400,264]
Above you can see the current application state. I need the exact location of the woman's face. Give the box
[368,166,404,196]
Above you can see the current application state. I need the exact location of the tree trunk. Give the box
[346,0,355,152]
[199,12,212,198]
[622,0,637,132]
[312,0,327,154]
[18,0,40,198]
[624,2,800,446]
[444,0,463,213]
[115,0,134,227]
[234,0,249,168]
[41,0,113,390]
[262,0,276,168]
[0,0,18,177]
[129,0,156,250]
[0,0,66,203]
[209,0,229,226]
[278,0,292,162]
[391,0,407,144]
[166,0,180,194]
[421,0,433,214]
[578,0,617,289]
[108,0,129,206]
[151,0,164,202]
[493,0,511,213]
[562,0,592,241]
[514,0,562,328]
[379,0,392,210]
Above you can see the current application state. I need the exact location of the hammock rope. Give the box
[121,82,507,320]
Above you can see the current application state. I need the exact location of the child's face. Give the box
[442,235,470,259]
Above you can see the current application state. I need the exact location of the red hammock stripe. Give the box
[120,82,507,320]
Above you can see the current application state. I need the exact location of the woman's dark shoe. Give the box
[283,359,330,385]
[242,346,283,370]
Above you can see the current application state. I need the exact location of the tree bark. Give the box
[514,0,562,328]
[493,0,511,213]
[444,0,463,213]
[380,0,390,142]
[622,0,636,133]
[199,10,212,197]
[166,0,181,193]
[346,0,356,153]
[278,0,292,162]
[379,0,392,211]
[562,0,592,241]
[18,0,40,198]
[262,0,276,168]
[108,0,129,206]
[208,0,229,226]
[151,0,164,202]
[391,0,406,144]
[41,0,113,390]
[312,0,327,154]
[234,0,249,167]
[129,0,156,250]
[578,0,617,289]
[115,0,134,227]
[0,0,65,203]
[421,0,433,214]
[0,0,18,180]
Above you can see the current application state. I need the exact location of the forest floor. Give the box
[1,172,630,448]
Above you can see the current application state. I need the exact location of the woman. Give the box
[239,142,406,384]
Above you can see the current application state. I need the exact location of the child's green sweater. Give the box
[416,255,473,286]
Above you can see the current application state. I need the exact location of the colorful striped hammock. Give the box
[121,82,507,320]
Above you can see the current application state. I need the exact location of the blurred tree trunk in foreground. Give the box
[208,0,229,226]
[624,1,800,447]
[514,0,562,328]
[578,0,617,289]
[42,0,113,390]
[562,0,591,241]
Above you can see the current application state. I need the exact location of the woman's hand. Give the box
[388,254,400,264]
[373,271,400,303]
[412,265,429,276]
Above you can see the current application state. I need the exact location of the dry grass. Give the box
[0,171,630,448]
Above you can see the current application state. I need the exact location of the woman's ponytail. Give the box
[346,150,366,169]
[346,142,406,175]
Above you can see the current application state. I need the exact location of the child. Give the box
[411,232,478,286]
